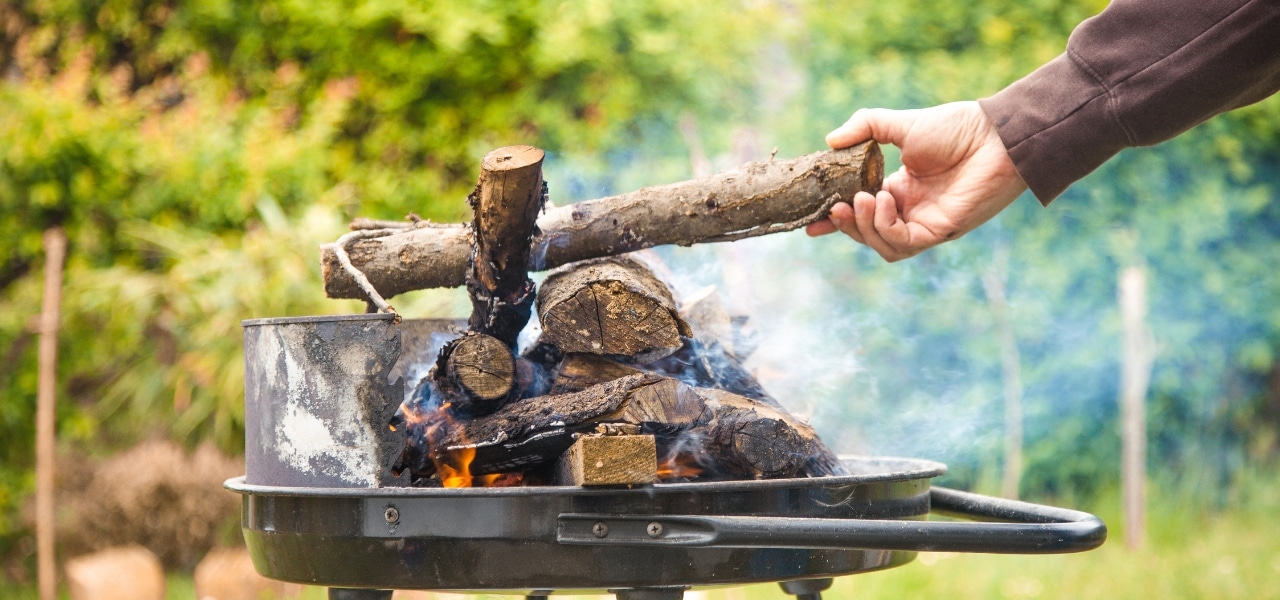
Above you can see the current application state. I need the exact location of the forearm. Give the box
[980,0,1280,204]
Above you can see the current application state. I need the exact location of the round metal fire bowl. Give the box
[227,457,942,592]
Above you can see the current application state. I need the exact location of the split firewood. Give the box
[322,142,883,299]
[549,353,642,395]
[555,434,657,486]
[537,256,692,363]
[464,145,547,347]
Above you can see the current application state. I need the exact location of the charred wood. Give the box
[402,371,840,482]
[465,145,547,347]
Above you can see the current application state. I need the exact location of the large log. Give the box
[537,256,691,363]
[688,388,844,479]
[322,142,883,299]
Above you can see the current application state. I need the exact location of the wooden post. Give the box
[981,247,1023,500]
[37,227,66,600]
[1119,265,1154,550]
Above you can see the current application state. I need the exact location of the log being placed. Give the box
[322,142,883,299]
[537,256,692,363]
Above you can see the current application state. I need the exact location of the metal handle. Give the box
[558,486,1106,554]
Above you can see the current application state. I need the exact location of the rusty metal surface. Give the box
[243,313,408,488]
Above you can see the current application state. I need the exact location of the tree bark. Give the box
[466,145,546,347]
[322,142,883,299]
[537,256,691,363]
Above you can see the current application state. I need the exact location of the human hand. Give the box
[806,101,1028,261]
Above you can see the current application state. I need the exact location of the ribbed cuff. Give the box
[979,53,1131,205]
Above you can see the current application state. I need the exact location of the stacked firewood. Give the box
[337,143,882,487]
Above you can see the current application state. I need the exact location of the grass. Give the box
[5,466,1278,600]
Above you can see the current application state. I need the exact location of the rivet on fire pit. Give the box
[384,506,400,524]
[647,522,664,538]
[592,522,609,538]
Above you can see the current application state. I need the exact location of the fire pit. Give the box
[228,314,1105,600]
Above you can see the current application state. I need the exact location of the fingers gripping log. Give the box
[321,142,883,299]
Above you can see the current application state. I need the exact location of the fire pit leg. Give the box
[328,588,393,600]
[779,578,833,600]
[611,586,687,600]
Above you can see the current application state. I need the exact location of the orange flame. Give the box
[657,452,704,480]
[436,446,526,488]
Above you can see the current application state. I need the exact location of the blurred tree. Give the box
[0,0,774,575]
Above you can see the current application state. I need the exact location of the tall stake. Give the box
[1119,265,1154,550]
[982,245,1023,500]
[37,227,66,600]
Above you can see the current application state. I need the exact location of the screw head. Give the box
[384,506,400,523]
[592,522,609,538]
[646,521,664,538]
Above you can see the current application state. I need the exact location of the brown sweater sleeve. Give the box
[979,0,1280,205]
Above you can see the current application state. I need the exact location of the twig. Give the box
[330,228,402,321]
[349,212,431,231]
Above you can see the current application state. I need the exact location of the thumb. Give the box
[826,108,915,150]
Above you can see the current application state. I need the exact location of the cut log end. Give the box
[538,257,690,362]
[543,281,683,357]
[437,333,516,407]
[482,145,546,172]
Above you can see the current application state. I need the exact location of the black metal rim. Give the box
[226,455,947,498]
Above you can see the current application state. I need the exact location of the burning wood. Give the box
[371,144,867,487]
